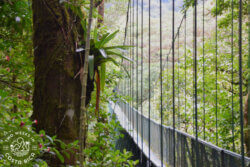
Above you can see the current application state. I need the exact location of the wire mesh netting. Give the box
[113,101,250,167]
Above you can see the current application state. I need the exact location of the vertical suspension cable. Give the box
[128,0,130,134]
[166,45,169,127]
[184,11,187,132]
[177,31,180,129]
[132,0,135,138]
[124,0,131,45]
[123,1,130,129]
[140,0,144,164]
[215,0,218,146]
[129,1,133,134]
[231,0,235,152]
[148,0,151,165]
[238,0,244,164]
[126,77,128,128]
[194,0,199,165]
[167,53,169,125]
[192,16,195,136]
[167,54,169,126]
[136,0,139,145]
[202,0,206,141]
[172,0,176,165]
[159,0,163,166]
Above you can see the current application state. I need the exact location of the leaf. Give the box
[98,30,119,48]
[55,139,66,149]
[95,70,100,116]
[46,135,54,144]
[93,28,98,44]
[71,140,79,146]
[88,55,94,80]
[62,150,70,159]
[39,130,45,135]
[52,135,57,140]
[96,33,109,48]
[81,20,87,38]
[51,148,64,163]
[100,63,106,91]
[104,57,119,66]
[76,48,84,52]
[103,45,133,50]
[99,49,107,58]
[105,50,133,62]
[107,57,130,77]
[67,140,79,149]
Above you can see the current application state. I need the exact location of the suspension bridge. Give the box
[110,0,249,166]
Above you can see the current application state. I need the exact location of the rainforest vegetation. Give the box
[0,0,248,166]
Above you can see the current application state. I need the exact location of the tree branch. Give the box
[79,0,94,166]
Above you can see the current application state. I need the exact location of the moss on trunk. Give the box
[32,0,93,165]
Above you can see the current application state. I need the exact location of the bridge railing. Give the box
[114,101,250,167]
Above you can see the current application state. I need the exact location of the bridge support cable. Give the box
[215,0,218,146]
[194,0,199,166]
[132,0,135,139]
[177,31,180,130]
[202,0,206,141]
[184,11,187,133]
[140,0,144,165]
[238,0,245,164]
[129,0,132,137]
[231,0,235,152]
[159,0,163,166]
[172,0,176,166]
[124,0,130,135]
[148,0,151,165]
[136,0,139,146]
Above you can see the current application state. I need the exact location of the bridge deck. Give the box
[111,101,164,167]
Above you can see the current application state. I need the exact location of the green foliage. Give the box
[152,10,248,154]
[210,0,248,28]
[35,133,78,165]
[83,65,138,167]
[85,28,132,94]
[90,29,132,74]
[0,112,79,166]
[182,0,248,28]
[84,116,138,167]
[0,1,138,166]
[37,130,79,165]
[0,1,78,166]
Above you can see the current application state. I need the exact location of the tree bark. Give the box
[32,0,93,166]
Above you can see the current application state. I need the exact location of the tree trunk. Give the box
[32,0,93,166]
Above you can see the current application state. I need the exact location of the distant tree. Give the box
[98,0,104,27]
